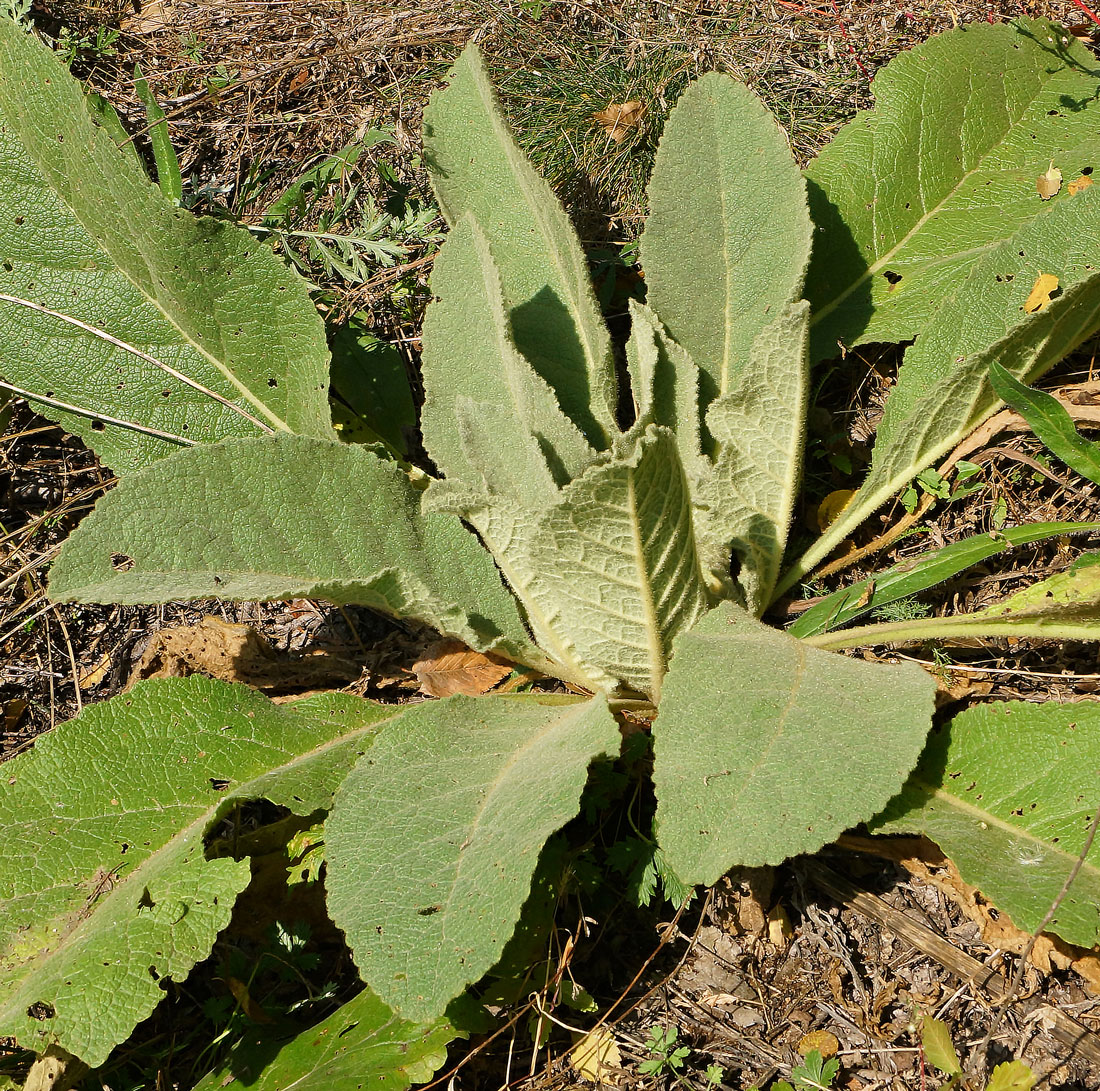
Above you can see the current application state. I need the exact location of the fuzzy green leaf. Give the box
[653,602,935,884]
[422,44,617,448]
[700,302,811,612]
[193,987,458,1091]
[0,18,334,473]
[48,435,546,668]
[873,698,1100,948]
[0,678,392,1066]
[805,18,1100,360]
[515,426,711,698]
[790,521,1100,638]
[420,215,593,494]
[641,73,811,427]
[989,361,1100,485]
[326,693,621,1022]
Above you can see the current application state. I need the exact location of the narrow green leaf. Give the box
[133,65,181,204]
[0,18,334,472]
[421,44,617,448]
[781,270,1100,597]
[641,73,811,424]
[872,699,1100,948]
[700,302,811,612]
[921,1017,962,1076]
[0,677,392,1066]
[789,521,1100,638]
[193,986,458,1091]
[805,17,1100,360]
[420,215,593,494]
[328,316,415,457]
[653,602,935,884]
[48,435,548,670]
[989,361,1100,485]
[516,426,711,699]
[326,693,621,1022]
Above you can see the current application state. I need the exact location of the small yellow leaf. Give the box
[1068,175,1094,196]
[816,489,855,532]
[1036,161,1062,200]
[78,653,111,690]
[798,1030,839,1058]
[1023,272,1059,314]
[767,904,792,945]
[571,1027,621,1082]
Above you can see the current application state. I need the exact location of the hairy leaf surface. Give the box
[642,73,811,425]
[422,44,617,447]
[193,986,458,1091]
[0,19,333,472]
[806,18,1100,360]
[0,678,391,1065]
[326,693,620,1022]
[653,603,935,883]
[48,436,546,668]
[873,699,1100,947]
[420,215,593,494]
[518,427,710,698]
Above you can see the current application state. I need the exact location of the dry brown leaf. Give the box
[592,100,644,143]
[128,615,358,693]
[798,1030,839,1058]
[1036,162,1062,200]
[122,0,175,34]
[226,976,274,1023]
[411,638,512,697]
[3,697,27,733]
[570,1027,621,1083]
[1068,175,1094,196]
[1023,272,1059,314]
[78,653,111,691]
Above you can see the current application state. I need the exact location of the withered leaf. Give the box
[1036,161,1062,200]
[411,638,512,698]
[570,1027,621,1082]
[1023,272,1059,314]
[592,100,644,143]
[1068,174,1094,196]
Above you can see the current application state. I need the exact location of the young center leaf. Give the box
[653,602,935,885]
[421,43,617,448]
[872,699,1100,948]
[193,985,459,1091]
[325,693,621,1022]
[0,18,334,472]
[0,678,393,1066]
[47,435,549,670]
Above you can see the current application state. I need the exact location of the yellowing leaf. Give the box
[1036,161,1062,199]
[411,639,513,698]
[570,1027,621,1082]
[816,488,855,532]
[797,1030,839,1058]
[592,101,644,143]
[1068,174,1094,196]
[1023,272,1059,314]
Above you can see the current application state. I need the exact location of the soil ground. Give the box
[4,1,1100,1089]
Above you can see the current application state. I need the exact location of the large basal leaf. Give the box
[805,17,1100,361]
[700,302,811,612]
[782,269,1100,595]
[517,426,711,699]
[421,43,617,449]
[420,215,593,494]
[47,435,548,669]
[0,677,393,1066]
[872,699,1100,948]
[653,602,935,884]
[326,693,621,1022]
[193,986,458,1091]
[0,18,334,473]
[641,73,811,427]
[790,521,1100,638]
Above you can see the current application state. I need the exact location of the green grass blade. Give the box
[989,361,1100,485]
[134,65,181,204]
[789,520,1100,638]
